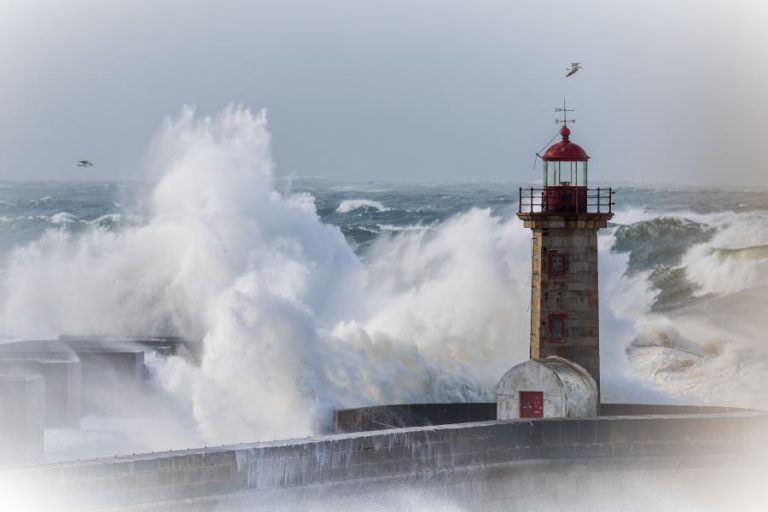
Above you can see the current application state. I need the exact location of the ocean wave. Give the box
[377,224,430,232]
[612,216,715,273]
[0,107,532,448]
[713,245,768,261]
[608,208,768,408]
[623,301,768,409]
[86,213,145,228]
[0,214,71,224]
[336,199,390,214]
[50,212,80,224]
[0,212,139,227]
[682,212,768,296]
[28,195,55,206]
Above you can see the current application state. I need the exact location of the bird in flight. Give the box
[77,160,94,167]
[565,63,582,77]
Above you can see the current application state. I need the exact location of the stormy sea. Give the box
[0,107,766,462]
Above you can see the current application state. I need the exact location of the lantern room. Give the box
[541,125,589,187]
[519,102,613,216]
[538,122,591,214]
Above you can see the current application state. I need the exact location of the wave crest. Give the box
[336,199,390,214]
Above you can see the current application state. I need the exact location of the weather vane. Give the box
[555,98,575,126]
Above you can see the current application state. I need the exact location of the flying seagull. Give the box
[77,160,94,167]
[565,62,582,77]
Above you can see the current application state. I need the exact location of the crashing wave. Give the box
[0,106,532,446]
[713,245,768,261]
[683,215,768,296]
[612,216,715,273]
[50,212,79,224]
[336,199,390,214]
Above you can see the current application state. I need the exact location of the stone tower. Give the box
[517,104,613,392]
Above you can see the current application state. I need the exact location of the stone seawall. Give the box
[8,412,768,510]
[332,403,497,432]
[331,402,750,432]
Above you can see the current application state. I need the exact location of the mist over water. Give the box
[0,106,766,458]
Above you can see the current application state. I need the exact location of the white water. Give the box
[0,106,766,454]
[616,210,768,408]
[336,198,390,213]
[0,106,530,448]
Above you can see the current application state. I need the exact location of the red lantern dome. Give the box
[541,126,590,162]
[539,122,589,189]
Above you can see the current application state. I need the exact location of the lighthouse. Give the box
[496,103,613,419]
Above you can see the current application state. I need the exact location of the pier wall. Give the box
[8,411,768,510]
[330,402,750,432]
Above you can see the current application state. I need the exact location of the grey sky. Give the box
[0,0,766,185]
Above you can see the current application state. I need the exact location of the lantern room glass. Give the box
[543,161,588,187]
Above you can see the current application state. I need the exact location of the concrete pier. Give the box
[6,411,768,511]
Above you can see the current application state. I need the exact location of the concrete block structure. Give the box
[0,336,192,436]
[69,343,145,415]
[0,343,81,427]
[496,356,597,420]
[0,373,45,462]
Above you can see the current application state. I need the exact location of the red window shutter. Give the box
[547,313,567,344]
[548,250,567,277]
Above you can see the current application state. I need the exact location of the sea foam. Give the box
[336,199,390,214]
[0,106,532,445]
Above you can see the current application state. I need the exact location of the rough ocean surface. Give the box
[0,107,766,461]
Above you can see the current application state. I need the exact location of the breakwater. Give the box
[6,410,768,511]
[330,402,748,433]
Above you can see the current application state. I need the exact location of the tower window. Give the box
[547,313,567,344]
[548,250,567,277]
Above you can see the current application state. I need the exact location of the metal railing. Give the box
[518,187,615,214]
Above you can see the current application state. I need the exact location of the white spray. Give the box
[0,106,535,446]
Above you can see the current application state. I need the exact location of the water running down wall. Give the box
[7,411,768,511]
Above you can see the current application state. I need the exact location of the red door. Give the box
[519,391,544,418]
